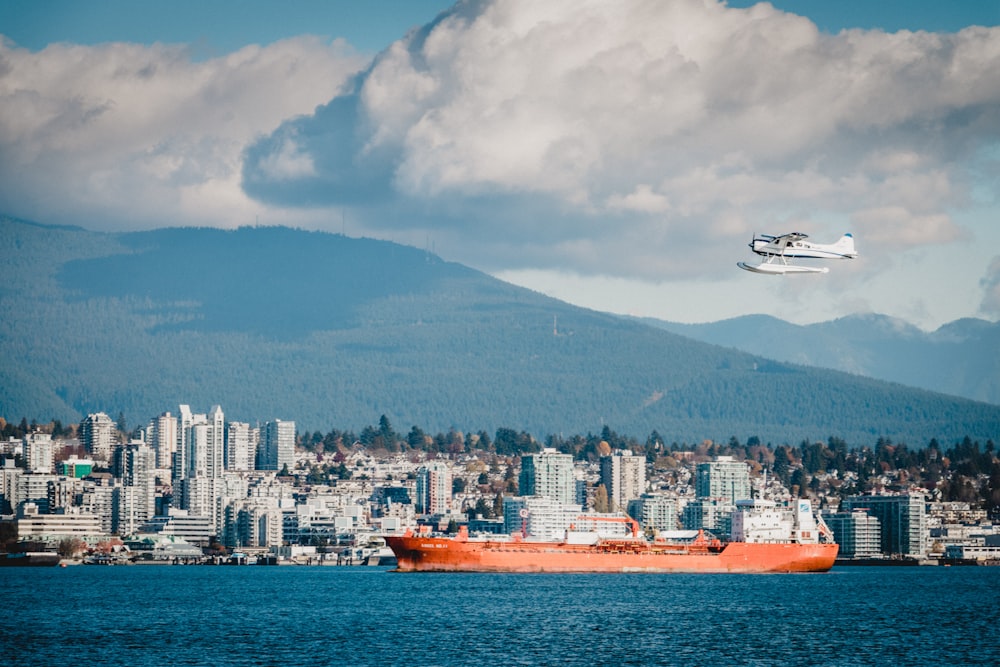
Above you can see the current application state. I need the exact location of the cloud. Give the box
[981,256,1000,318]
[241,0,1000,281]
[0,36,367,229]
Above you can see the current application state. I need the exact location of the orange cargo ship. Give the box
[386,499,838,573]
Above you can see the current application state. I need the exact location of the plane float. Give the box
[738,232,857,275]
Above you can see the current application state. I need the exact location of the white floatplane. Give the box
[737,232,857,275]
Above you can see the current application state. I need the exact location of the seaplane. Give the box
[737,232,857,275]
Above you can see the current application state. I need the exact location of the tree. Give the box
[378,415,398,451]
[473,497,493,519]
[407,425,427,449]
[593,484,610,513]
[452,477,466,494]
[773,446,791,485]
[57,537,86,558]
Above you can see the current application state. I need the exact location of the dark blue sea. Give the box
[2,565,998,666]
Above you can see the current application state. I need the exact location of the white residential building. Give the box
[24,433,55,473]
[695,456,751,503]
[79,412,116,463]
[147,412,178,470]
[16,503,105,544]
[224,497,283,548]
[628,493,678,533]
[519,448,576,505]
[113,443,156,535]
[600,450,647,511]
[415,460,452,514]
[503,496,583,540]
[225,421,255,471]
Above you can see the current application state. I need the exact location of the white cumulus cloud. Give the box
[0,36,367,229]
[242,0,1000,282]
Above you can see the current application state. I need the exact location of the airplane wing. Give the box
[772,232,808,243]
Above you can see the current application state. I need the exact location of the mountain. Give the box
[644,314,1000,406]
[2,215,999,447]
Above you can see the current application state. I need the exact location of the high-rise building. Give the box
[841,493,927,558]
[113,443,155,534]
[206,405,225,478]
[600,450,646,511]
[502,496,582,540]
[822,509,882,558]
[627,493,678,533]
[225,422,256,471]
[223,497,282,548]
[16,473,59,514]
[24,433,54,473]
[519,448,575,505]
[695,456,751,502]
[415,461,452,514]
[79,412,116,462]
[79,476,117,534]
[259,420,295,472]
[0,458,22,514]
[681,498,731,533]
[173,405,196,482]
[147,412,177,470]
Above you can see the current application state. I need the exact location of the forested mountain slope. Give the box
[2,216,999,447]
[647,314,1000,406]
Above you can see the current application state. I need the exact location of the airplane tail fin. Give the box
[834,233,857,258]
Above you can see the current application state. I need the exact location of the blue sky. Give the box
[3,1,996,50]
[2,1,999,330]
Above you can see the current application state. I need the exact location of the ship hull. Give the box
[385,536,838,574]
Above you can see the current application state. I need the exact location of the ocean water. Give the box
[2,565,998,666]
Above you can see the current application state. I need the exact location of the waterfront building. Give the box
[519,448,576,505]
[178,476,225,533]
[600,450,647,511]
[124,533,204,560]
[223,497,282,549]
[944,544,1000,561]
[16,503,105,544]
[821,509,882,558]
[24,433,54,473]
[113,443,156,535]
[78,475,117,534]
[258,419,295,472]
[841,493,928,558]
[695,456,751,502]
[503,496,583,541]
[79,412,116,463]
[627,493,678,533]
[415,461,452,514]
[139,508,215,546]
